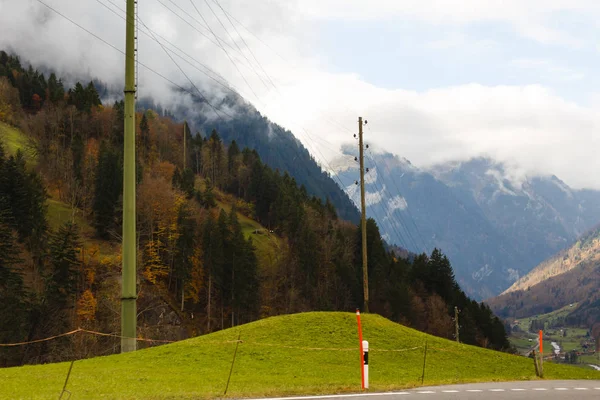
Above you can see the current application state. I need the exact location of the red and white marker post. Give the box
[356,309,368,390]
[539,330,544,376]
[363,340,369,389]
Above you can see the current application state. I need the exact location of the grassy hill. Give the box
[1,312,598,400]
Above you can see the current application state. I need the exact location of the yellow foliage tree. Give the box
[185,247,204,304]
[77,289,98,322]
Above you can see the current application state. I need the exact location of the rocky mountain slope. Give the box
[333,152,600,299]
[488,226,600,323]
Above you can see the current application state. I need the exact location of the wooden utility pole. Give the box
[121,0,137,353]
[454,306,460,343]
[358,117,369,313]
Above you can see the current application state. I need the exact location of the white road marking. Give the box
[250,384,600,400]
[248,392,404,400]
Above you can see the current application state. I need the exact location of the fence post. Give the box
[539,330,544,378]
[421,339,428,385]
[363,340,369,389]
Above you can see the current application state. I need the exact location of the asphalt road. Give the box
[257,381,600,400]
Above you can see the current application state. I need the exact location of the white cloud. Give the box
[273,75,600,189]
[511,58,585,81]
[295,0,598,46]
[2,0,600,191]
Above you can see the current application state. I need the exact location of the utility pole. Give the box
[454,306,460,343]
[121,0,137,353]
[358,117,369,313]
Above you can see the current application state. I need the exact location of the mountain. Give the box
[333,151,600,299]
[487,226,600,325]
[135,93,361,225]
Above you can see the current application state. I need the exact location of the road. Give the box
[256,381,600,400]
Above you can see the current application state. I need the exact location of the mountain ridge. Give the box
[333,151,600,299]
[487,225,600,324]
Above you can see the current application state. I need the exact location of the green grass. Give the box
[579,355,600,365]
[1,312,598,400]
[46,199,92,233]
[0,121,35,160]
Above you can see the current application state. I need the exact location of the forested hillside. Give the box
[0,51,509,367]
[489,225,600,325]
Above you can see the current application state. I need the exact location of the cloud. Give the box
[511,58,585,81]
[274,73,600,189]
[2,0,600,191]
[295,0,598,46]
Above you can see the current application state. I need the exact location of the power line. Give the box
[186,0,260,101]
[365,145,428,253]
[212,0,277,89]
[99,0,249,99]
[208,0,357,135]
[155,0,356,173]
[138,5,231,120]
[158,2,351,198]
[365,150,422,251]
[202,0,270,90]
[364,167,413,250]
[157,0,251,66]
[365,148,427,253]
[35,0,233,120]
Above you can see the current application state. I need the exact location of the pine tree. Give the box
[93,143,122,239]
[46,222,81,311]
[202,214,224,331]
[140,111,150,152]
[0,150,47,245]
[0,206,28,365]
[174,203,196,311]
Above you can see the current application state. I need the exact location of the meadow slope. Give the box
[1,312,599,400]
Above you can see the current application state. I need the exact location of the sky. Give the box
[1,0,600,188]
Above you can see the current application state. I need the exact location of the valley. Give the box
[507,304,599,370]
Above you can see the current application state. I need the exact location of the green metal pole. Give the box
[121,0,137,353]
[358,117,369,313]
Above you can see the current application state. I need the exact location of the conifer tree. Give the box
[46,222,81,310]
[174,203,196,311]
[0,206,28,365]
[93,143,122,238]
[140,111,150,153]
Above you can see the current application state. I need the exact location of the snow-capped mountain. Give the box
[334,152,600,299]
